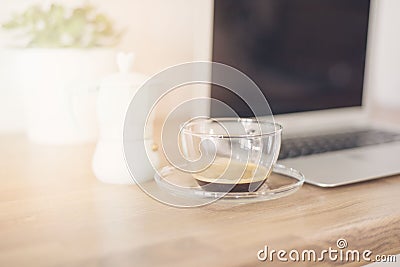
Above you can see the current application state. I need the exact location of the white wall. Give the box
[366,0,400,109]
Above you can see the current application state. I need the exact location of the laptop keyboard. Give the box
[279,129,400,160]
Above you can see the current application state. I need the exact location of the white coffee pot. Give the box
[92,52,158,184]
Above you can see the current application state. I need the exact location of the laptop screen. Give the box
[211,0,370,116]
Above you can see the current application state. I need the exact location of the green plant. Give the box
[2,3,121,48]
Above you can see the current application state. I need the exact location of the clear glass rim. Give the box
[181,117,283,138]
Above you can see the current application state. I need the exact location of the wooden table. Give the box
[0,133,399,267]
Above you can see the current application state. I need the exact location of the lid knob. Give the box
[116,52,135,74]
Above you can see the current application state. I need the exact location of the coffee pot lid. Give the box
[100,52,148,88]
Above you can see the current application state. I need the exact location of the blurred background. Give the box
[0,0,211,139]
[0,0,399,142]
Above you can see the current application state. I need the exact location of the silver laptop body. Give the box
[206,0,400,187]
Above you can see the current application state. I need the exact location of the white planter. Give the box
[10,48,117,144]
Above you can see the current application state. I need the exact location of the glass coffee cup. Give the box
[180,118,282,192]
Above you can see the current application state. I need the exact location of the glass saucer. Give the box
[154,164,305,204]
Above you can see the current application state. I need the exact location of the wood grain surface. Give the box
[0,134,399,267]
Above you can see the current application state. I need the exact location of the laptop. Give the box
[208,0,400,187]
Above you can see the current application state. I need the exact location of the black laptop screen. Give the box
[211,0,370,116]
